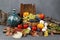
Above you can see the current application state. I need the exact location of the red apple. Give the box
[17,24,22,29]
[32,26,37,31]
[23,24,28,29]
[38,13,45,20]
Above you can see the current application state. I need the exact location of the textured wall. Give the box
[0,0,60,20]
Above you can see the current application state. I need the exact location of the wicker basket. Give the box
[20,3,36,17]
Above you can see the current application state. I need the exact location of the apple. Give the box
[23,24,28,29]
[17,24,22,29]
[32,26,37,31]
[38,13,45,20]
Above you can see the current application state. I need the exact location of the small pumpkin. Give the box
[37,23,44,29]
[23,12,29,17]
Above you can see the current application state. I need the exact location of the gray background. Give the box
[0,0,60,20]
